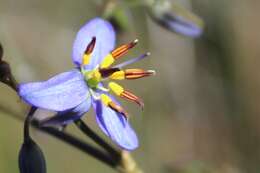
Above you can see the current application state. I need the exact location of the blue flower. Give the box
[18,18,155,150]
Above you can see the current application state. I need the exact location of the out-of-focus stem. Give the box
[74,119,121,161]
[36,122,118,168]
[102,0,117,18]
[116,151,143,173]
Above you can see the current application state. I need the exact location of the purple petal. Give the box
[92,97,138,151]
[165,14,203,37]
[72,18,116,68]
[19,69,89,112]
[40,98,91,126]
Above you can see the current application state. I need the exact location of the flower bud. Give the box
[147,0,204,38]
[18,138,46,173]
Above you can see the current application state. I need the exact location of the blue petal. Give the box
[92,97,138,150]
[166,15,203,37]
[19,69,89,112]
[72,18,116,68]
[40,98,91,126]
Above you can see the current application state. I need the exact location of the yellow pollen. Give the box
[100,54,114,68]
[100,94,112,106]
[85,69,102,88]
[108,82,124,96]
[93,70,101,79]
[109,71,125,80]
[83,54,91,65]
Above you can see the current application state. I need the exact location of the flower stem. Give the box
[35,121,118,168]
[74,119,121,161]
[116,151,143,173]
[23,106,37,143]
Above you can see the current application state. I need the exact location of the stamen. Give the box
[100,94,129,119]
[108,82,124,95]
[114,52,151,69]
[82,37,96,66]
[109,69,156,80]
[99,68,120,78]
[100,94,112,105]
[111,39,138,59]
[109,70,125,80]
[100,39,138,68]
[108,82,144,109]
[100,54,114,68]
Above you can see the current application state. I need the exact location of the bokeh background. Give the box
[0,0,260,173]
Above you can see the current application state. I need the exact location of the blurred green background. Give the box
[1,0,260,173]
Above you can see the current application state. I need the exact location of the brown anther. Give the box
[85,37,96,54]
[99,68,120,78]
[109,102,129,119]
[121,90,144,109]
[125,69,155,79]
[111,39,138,59]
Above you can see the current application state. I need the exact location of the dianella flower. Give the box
[18,18,155,150]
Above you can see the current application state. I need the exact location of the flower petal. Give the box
[40,98,91,126]
[164,14,203,37]
[72,18,116,68]
[92,97,138,150]
[19,69,89,111]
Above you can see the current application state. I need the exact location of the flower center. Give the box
[81,68,102,89]
[80,37,155,119]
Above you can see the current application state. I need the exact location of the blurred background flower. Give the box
[0,0,260,173]
[146,0,204,37]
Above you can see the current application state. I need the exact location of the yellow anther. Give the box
[108,82,124,96]
[100,54,114,68]
[100,94,112,106]
[100,39,138,68]
[93,70,101,80]
[109,71,125,80]
[100,93,129,118]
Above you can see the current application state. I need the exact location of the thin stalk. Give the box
[23,106,37,143]
[74,119,121,161]
[36,122,118,168]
